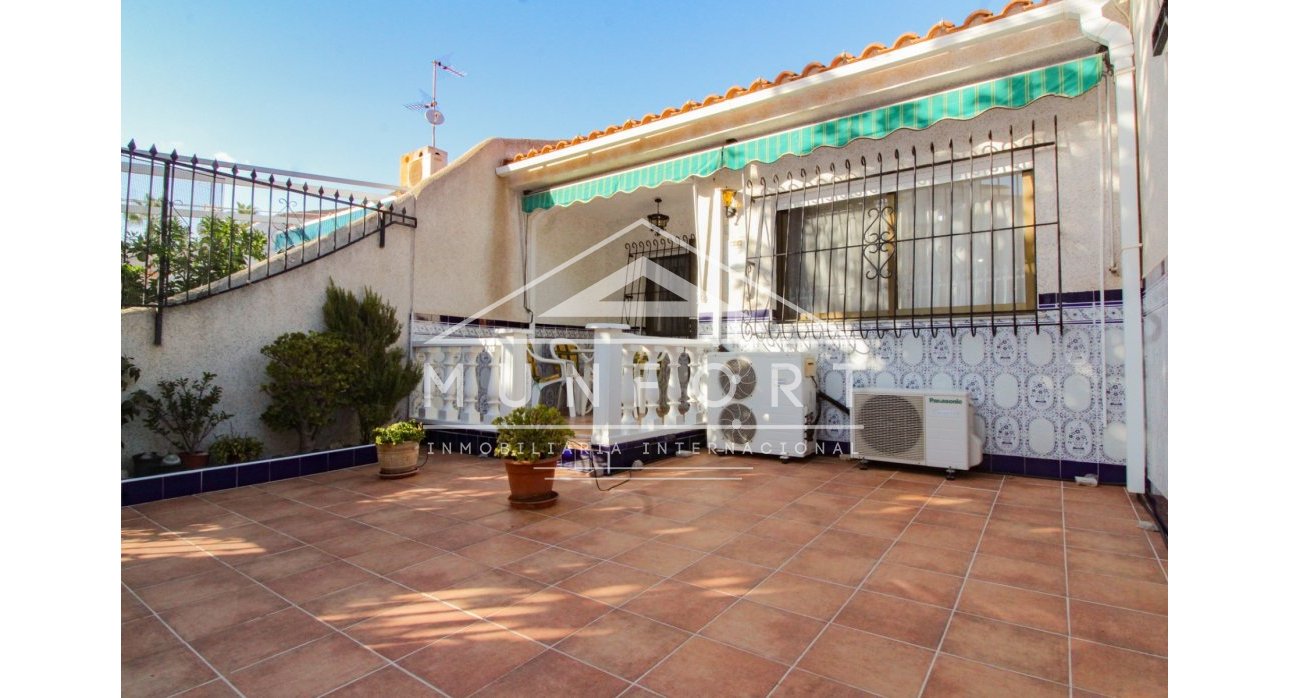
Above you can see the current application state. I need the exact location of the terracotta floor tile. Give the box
[782,547,878,587]
[652,523,740,552]
[343,539,444,575]
[558,561,663,606]
[612,540,707,577]
[561,528,649,559]
[433,567,546,615]
[748,571,852,621]
[923,654,1067,697]
[1065,512,1145,536]
[171,679,240,697]
[122,586,151,623]
[135,567,255,611]
[990,503,1064,527]
[863,562,964,608]
[831,513,911,539]
[941,613,1068,684]
[958,579,1068,634]
[774,496,852,527]
[122,616,183,663]
[503,546,601,585]
[398,622,546,695]
[970,553,1066,595]
[914,508,987,532]
[983,518,1064,547]
[702,600,825,664]
[190,607,331,673]
[512,515,589,544]
[266,511,369,544]
[811,528,895,558]
[642,636,788,698]
[747,517,826,545]
[228,632,385,697]
[641,498,715,523]
[714,532,801,568]
[770,669,875,697]
[797,624,934,698]
[299,579,418,628]
[884,541,972,577]
[1065,528,1157,558]
[428,522,505,551]
[833,590,951,648]
[199,524,302,565]
[310,526,407,558]
[388,553,490,594]
[457,533,547,567]
[673,554,772,596]
[1067,547,1167,584]
[476,649,629,697]
[977,533,1065,567]
[726,494,794,517]
[235,546,336,582]
[1071,638,1167,697]
[922,494,993,517]
[265,560,377,603]
[557,609,689,680]
[122,553,226,589]
[122,644,216,698]
[485,586,614,643]
[1068,570,1168,615]
[346,598,479,660]
[624,579,737,632]
[325,667,439,697]
[159,585,289,641]
[1070,599,1168,655]
[692,508,765,532]
[995,486,1062,510]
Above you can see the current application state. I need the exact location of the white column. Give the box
[429,346,447,421]
[663,346,681,426]
[461,345,481,424]
[589,324,629,445]
[496,330,531,414]
[482,342,502,423]
[415,349,431,419]
[640,347,660,430]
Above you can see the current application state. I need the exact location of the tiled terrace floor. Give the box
[122,452,1168,697]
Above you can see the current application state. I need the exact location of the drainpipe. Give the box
[1066,0,1146,494]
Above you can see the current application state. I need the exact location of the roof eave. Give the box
[496,1,1091,185]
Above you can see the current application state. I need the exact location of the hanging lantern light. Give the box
[646,197,669,232]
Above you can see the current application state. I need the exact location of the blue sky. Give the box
[123,0,997,184]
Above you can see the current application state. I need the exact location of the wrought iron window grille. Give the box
[738,118,1067,340]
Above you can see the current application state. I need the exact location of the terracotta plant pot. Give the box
[179,451,210,470]
[377,441,421,479]
[503,457,560,509]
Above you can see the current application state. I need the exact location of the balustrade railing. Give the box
[411,325,716,445]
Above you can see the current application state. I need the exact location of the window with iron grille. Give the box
[770,171,1036,323]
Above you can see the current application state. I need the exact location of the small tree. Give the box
[141,372,232,454]
[260,332,356,452]
[323,281,423,442]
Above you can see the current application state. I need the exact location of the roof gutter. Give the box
[1062,0,1147,495]
[496,1,1083,179]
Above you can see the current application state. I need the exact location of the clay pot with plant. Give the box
[372,420,425,479]
[141,372,232,469]
[493,405,575,509]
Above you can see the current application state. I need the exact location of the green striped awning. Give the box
[522,55,1103,212]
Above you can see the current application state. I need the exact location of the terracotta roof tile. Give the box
[505,0,1050,164]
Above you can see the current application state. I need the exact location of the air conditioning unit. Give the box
[706,352,816,457]
[849,388,983,476]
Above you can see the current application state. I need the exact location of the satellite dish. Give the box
[425,108,445,126]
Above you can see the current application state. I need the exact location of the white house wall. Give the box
[693,85,1130,481]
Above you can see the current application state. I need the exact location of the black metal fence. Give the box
[621,233,697,338]
[121,142,417,343]
[739,117,1066,339]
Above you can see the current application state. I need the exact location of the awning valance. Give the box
[522,55,1103,212]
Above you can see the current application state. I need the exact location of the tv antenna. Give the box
[404,59,467,148]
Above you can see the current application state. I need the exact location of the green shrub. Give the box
[141,372,232,454]
[260,331,356,452]
[209,434,264,465]
[371,420,424,446]
[492,405,574,462]
[323,281,423,442]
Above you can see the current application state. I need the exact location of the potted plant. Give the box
[372,420,425,479]
[493,405,575,510]
[141,372,232,469]
[209,434,265,465]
